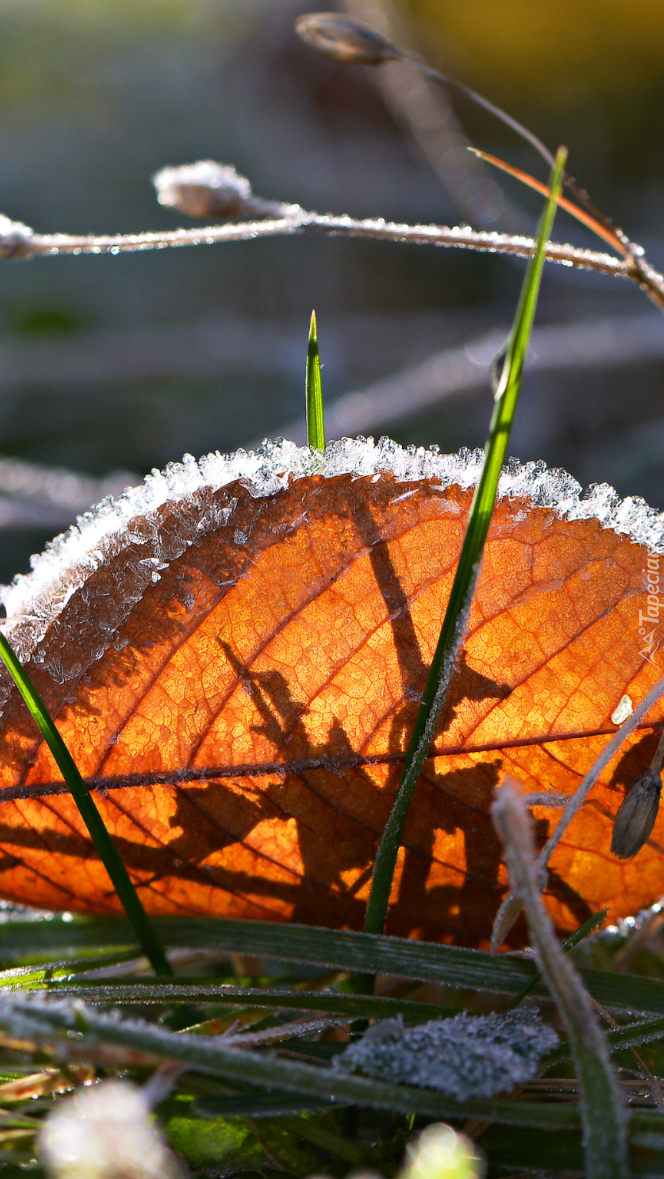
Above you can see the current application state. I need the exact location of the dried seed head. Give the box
[295,13,399,65]
[152,161,285,221]
[153,161,252,219]
[611,765,662,859]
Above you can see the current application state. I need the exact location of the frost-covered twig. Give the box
[0,188,637,283]
[296,13,664,312]
[539,677,664,872]
[0,203,629,276]
[0,154,657,306]
[492,778,629,1179]
[221,1015,351,1046]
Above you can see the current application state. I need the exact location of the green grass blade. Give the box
[363,146,568,940]
[548,1013,664,1065]
[5,991,664,1143]
[0,995,586,1128]
[305,309,325,451]
[0,951,142,990]
[606,1014,664,1052]
[0,633,172,977]
[36,983,455,1022]
[192,1089,337,1117]
[8,915,664,1016]
[192,1092,339,1118]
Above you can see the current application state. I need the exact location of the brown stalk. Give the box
[492,779,629,1179]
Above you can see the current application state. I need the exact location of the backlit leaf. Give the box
[0,437,662,946]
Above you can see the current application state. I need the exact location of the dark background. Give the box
[0,0,663,580]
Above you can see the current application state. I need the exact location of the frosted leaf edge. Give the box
[1,435,662,674]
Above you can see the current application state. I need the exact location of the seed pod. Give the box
[611,766,662,859]
[152,161,285,221]
[295,13,399,65]
[0,214,34,260]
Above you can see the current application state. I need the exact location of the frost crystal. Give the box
[153,160,253,219]
[2,435,663,685]
[335,1009,558,1099]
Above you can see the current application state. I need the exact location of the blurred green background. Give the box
[0,0,662,579]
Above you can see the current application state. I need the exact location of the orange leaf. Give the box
[0,440,662,947]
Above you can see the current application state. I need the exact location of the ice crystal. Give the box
[153,161,253,219]
[2,435,663,685]
[335,1009,558,1100]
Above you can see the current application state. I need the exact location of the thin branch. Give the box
[538,679,664,877]
[0,204,636,284]
[295,11,664,312]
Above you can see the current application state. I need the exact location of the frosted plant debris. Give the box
[334,1009,559,1100]
[1,434,662,680]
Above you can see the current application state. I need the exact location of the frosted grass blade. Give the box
[4,991,664,1142]
[36,983,454,1022]
[493,781,629,1179]
[0,994,595,1128]
[6,915,664,1014]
